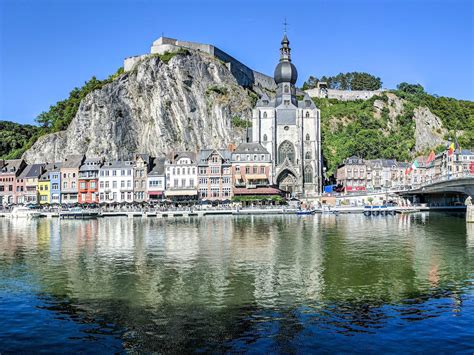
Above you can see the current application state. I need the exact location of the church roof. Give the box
[233,142,269,154]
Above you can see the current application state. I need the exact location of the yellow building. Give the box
[37,171,51,205]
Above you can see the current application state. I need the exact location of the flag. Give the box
[425,151,435,164]
[411,160,419,170]
[448,142,455,156]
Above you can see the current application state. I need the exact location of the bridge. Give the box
[396,173,473,214]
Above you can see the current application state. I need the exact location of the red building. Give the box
[78,158,102,204]
[0,159,27,205]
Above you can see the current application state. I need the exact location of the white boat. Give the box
[8,206,42,218]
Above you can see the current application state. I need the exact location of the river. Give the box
[0,213,473,352]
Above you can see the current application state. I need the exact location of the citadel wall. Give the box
[305,88,386,101]
[124,36,277,92]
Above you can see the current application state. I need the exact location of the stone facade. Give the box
[133,154,150,202]
[251,35,322,197]
[197,149,233,201]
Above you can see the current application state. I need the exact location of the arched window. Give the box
[305,133,310,141]
[263,111,267,118]
[304,165,313,183]
[263,134,268,142]
[278,141,295,163]
[305,111,310,118]
[305,151,311,159]
[284,85,289,93]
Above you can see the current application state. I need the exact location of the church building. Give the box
[251,34,322,196]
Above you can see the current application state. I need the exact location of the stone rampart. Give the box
[124,36,277,92]
[306,88,385,101]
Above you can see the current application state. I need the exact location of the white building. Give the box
[147,157,166,202]
[98,161,134,203]
[164,152,198,201]
[251,34,322,196]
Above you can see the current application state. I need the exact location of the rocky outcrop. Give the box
[413,106,447,152]
[23,51,254,163]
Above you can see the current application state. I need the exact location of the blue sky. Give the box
[1,0,473,125]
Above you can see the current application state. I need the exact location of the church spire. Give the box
[280,19,291,62]
[280,34,291,62]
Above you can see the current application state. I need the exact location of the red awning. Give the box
[148,191,164,196]
[233,187,282,195]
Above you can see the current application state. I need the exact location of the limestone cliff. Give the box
[23,51,254,163]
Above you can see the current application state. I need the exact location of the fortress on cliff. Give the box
[124,36,386,101]
[124,36,277,92]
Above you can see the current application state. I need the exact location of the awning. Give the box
[245,174,268,180]
[165,190,198,197]
[233,187,282,195]
[148,191,164,196]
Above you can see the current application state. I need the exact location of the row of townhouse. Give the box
[0,142,280,206]
[336,149,474,192]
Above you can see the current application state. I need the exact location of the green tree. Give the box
[397,82,425,95]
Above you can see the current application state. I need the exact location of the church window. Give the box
[305,111,310,118]
[284,100,290,105]
[305,133,310,141]
[263,112,267,118]
[284,85,289,93]
[284,126,289,131]
[263,134,268,142]
[305,100,311,107]
[304,165,313,183]
[305,152,312,159]
[278,141,295,163]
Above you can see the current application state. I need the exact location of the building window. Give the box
[306,133,310,141]
[305,152,312,160]
[263,134,267,142]
[263,112,267,118]
[278,141,295,163]
[284,85,289,93]
[305,111,310,118]
[304,165,313,183]
[80,182,86,189]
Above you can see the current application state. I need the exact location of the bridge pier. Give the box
[467,205,474,223]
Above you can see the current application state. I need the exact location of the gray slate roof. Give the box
[198,149,231,164]
[168,152,197,164]
[79,158,103,171]
[62,155,84,169]
[19,163,45,179]
[0,159,25,175]
[233,142,269,154]
[149,157,165,176]
[100,160,134,169]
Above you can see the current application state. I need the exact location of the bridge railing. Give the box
[410,171,473,190]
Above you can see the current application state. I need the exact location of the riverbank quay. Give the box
[0,205,463,218]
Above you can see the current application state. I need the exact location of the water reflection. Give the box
[0,214,473,352]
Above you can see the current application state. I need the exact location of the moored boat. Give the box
[8,206,42,218]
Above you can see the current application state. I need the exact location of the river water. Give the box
[0,213,473,353]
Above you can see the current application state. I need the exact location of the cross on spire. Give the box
[283,18,289,34]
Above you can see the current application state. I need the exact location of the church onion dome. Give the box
[274,33,298,85]
[274,61,298,85]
